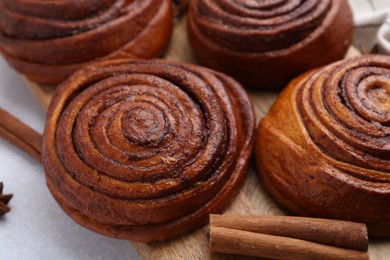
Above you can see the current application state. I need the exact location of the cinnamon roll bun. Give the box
[188,0,353,88]
[256,55,390,236]
[42,59,255,242]
[0,0,173,85]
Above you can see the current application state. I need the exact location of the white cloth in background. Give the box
[348,0,390,54]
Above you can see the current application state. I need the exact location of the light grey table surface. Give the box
[0,57,140,260]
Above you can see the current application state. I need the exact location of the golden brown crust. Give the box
[187,0,353,89]
[42,59,255,242]
[0,0,173,85]
[256,55,390,236]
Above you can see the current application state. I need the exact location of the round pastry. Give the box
[256,55,390,236]
[187,0,353,88]
[0,0,173,85]
[42,59,255,242]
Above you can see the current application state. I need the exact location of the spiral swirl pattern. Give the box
[42,59,255,242]
[0,0,173,85]
[188,0,353,88]
[256,55,390,236]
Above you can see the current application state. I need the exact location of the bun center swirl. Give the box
[56,70,227,195]
[296,55,390,181]
[344,68,390,125]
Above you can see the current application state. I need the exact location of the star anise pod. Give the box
[0,182,13,216]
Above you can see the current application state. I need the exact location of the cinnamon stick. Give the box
[0,108,42,161]
[210,215,368,252]
[210,226,369,260]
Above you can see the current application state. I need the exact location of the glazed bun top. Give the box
[191,0,341,54]
[294,54,389,174]
[0,0,173,84]
[42,58,255,242]
[1,0,156,39]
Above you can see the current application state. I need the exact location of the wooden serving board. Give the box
[24,15,390,260]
